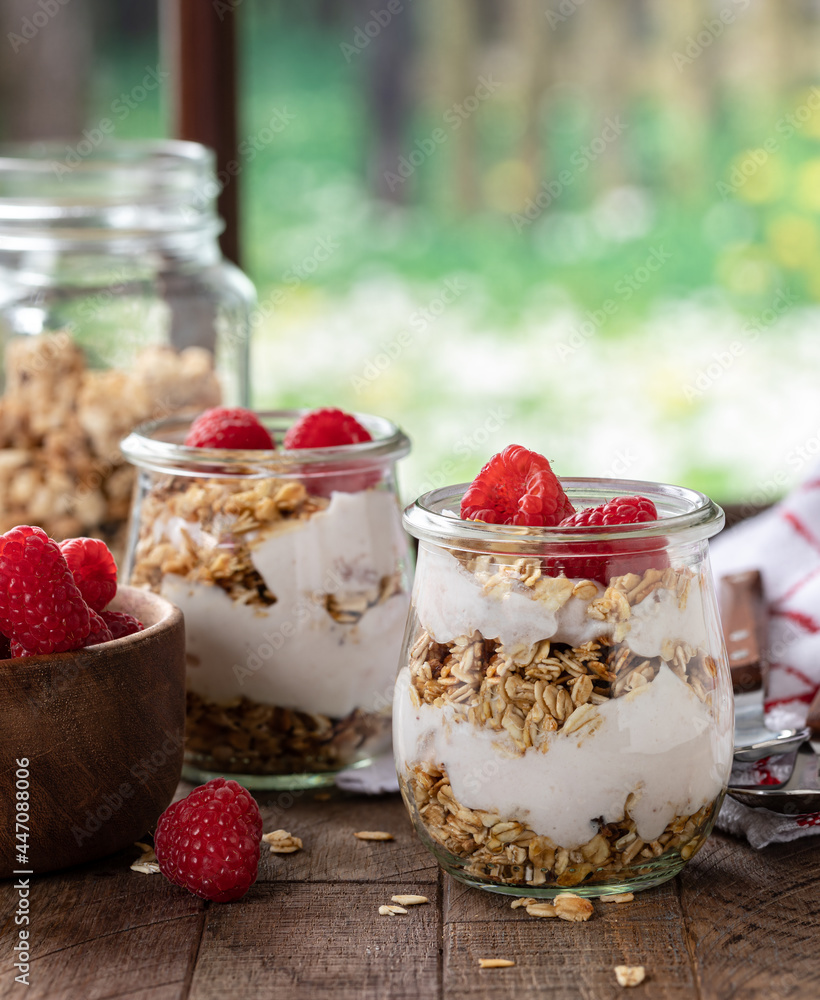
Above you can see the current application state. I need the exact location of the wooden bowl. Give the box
[0,586,185,878]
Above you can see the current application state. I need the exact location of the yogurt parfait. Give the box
[394,445,733,896]
[122,407,412,788]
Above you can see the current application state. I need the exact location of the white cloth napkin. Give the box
[335,753,399,795]
[709,469,820,844]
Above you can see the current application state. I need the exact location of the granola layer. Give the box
[404,762,717,888]
[187,691,391,775]
[395,560,731,859]
[130,477,327,605]
[406,567,719,751]
[130,473,410,756]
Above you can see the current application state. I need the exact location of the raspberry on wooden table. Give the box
[154,777,262,903]
[59,537,118,612]
[101,610,144,640]
[0,525,92,654]
[282,407,372,449]
[460,444,575,527]
[185,407,275,450]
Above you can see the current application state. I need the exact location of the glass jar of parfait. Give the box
[122,407,412,789]
[394,445,733,897]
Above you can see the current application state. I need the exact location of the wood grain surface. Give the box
[0,588,186,877]
[1,786,819,1000]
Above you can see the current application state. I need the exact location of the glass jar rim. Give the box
[0,139,220,248]
[121,409,411,477]
[404,479,724,553]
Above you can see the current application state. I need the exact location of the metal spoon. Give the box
[722,571,810,762]
[727,742,820,814]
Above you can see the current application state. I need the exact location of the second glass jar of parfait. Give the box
[121,410,412,789]
[394,479,733,897]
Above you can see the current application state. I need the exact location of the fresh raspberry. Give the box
[101,610,144,640]
[560,495,659,528]
[185,407,275,450]
[0,633,11,659]
[59,537,118,612]
[460,445,575,527]
[0,525,92,654]
[283,408,377,495]
[282,407,372,449]
[154,777,262,903]
[550,495,667,585]
[83,610,114,647]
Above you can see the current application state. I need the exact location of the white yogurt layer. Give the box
[394,664,733,849]
[412,543,608,647]
[156,489,410,718]
[412,542,712,657]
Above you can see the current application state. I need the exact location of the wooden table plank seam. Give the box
[4,910,204,969]
[180,910,207,1000]
[676,875,706,1000]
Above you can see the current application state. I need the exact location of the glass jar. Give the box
[0,140,254,556]
[122,410,412,790]
[395,479,733,897]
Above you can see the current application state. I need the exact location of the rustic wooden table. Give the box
[2,784,819,1000]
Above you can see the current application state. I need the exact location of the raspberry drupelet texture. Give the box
[154,778,262,903]
[460,444,575,527]
[559,495,659,528]
[59,537,118,612]
[0,525,92,654]
[101,610,144,640]
[282,407,372,449]
[185,407,275,450]
[83,610,114,647]
[552,495,667,584]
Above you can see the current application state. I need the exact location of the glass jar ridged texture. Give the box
[394,479,733,897]
[122,411,412,790]
[0,140,254,556]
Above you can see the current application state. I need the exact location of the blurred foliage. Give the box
[83,1,820,502]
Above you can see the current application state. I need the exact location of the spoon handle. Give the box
[806,686,820,740]
[720,570,766,696]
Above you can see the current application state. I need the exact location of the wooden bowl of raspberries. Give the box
[0,527,186,877]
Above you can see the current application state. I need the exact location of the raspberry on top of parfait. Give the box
[460,444,575,527]
[185,407,275,450]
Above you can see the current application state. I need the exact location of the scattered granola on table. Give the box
[262,830,303,854]
[130,843,160,874]
[615,966,646,987]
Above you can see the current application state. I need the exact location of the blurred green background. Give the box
[3,0,820,505]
